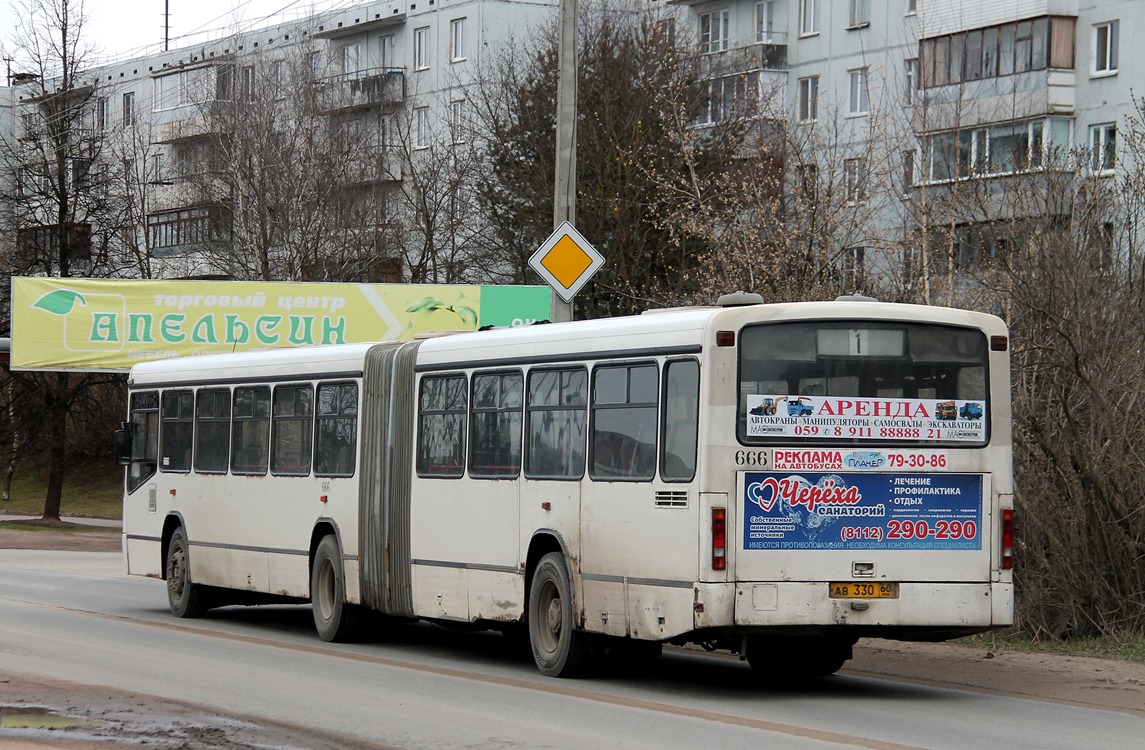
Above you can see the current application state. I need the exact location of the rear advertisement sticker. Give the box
[772,449,949,472]
[746,395,986,442]
[742,471,982,551]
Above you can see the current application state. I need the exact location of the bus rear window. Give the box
[737,321,989,445]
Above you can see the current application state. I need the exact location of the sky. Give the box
[1,0,349,68]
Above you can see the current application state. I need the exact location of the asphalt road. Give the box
[2,548,1144,749]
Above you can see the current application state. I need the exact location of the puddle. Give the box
[0,705,106,730]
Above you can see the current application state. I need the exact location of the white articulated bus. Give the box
[118,293,1014,678]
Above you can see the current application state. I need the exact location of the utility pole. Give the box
[551,0,576,323]
[164,0,170,51]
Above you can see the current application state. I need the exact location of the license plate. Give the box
[829,581,899,599]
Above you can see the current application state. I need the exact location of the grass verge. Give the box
[0,520,119,534]
[0,459,122,519]
[957,631,1145,665]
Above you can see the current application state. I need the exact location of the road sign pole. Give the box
[552,0,577,323]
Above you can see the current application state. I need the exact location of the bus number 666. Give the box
[735,450,768,467]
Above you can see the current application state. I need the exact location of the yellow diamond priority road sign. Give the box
[529,221,604,303]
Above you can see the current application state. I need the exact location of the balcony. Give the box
[318,68,405,114]
[917,68,1075,132]
[700,33,789,76]
[151,101,225,144]
[344,151,403,186]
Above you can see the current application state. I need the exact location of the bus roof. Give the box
[127,299,1005,386]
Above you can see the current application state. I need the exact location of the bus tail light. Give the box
[1000,508,1014,570]
[712,508,727,570]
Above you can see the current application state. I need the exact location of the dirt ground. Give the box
[2,523,1143,749]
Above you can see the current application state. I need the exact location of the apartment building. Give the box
[7,0,1137,291]
[2,0,556,281]
[672,0,1139,284]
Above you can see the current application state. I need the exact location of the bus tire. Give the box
[166,527,206,618]
[311,535,363,642]
[528,552,592,678]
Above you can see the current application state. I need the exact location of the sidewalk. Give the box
[0,510,121,528]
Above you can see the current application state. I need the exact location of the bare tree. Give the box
[0,0,130,520]
[160,40,400,282]
[891,37,1145,637]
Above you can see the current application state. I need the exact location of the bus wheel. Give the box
[528,552,592,678]
[166,527,206,618]
[311,535,363,642]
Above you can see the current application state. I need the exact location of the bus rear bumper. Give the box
[694,581,1013,631]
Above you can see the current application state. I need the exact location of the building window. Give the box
[95,97,107,131]
[122,91,134,123]
[1093,21,1119,75]
[906,0,917,15]
[797,75,818,122]
[849,68,869,115]
[449,100,466,144]
[841,247,866,289]
[414,106,430,149]
[844,158,867,204]
[699,9,729,54]
[1089,123,1116,173]
[450,18,467,61]
[799,0,818,37]
[798,163,818,201]
[921,16,1069,89]
[147,206,227,250]
[414,26,430,70]
[342,43,361,76]
[921,119,1070,183]
[703,72,760,124]
[652,17,676,47]
[755,1,774,44]
[150,153,165,184]
[849,0,870,29]
[904,58,918,104]
[902,150,915,190]
[238,65,255,103]
[380,34,396,69]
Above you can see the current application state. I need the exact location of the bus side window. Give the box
[231,386,270,475]
[525,367,587,480]
[271,384,313,476]
[194,388,231,474]
[160,390,194,473]
[417,374,467,478]
[661,359,699,482]
[469,371,522,478]
[127,391,159,492]
[590,363,658,481]
[315,382,358,477]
